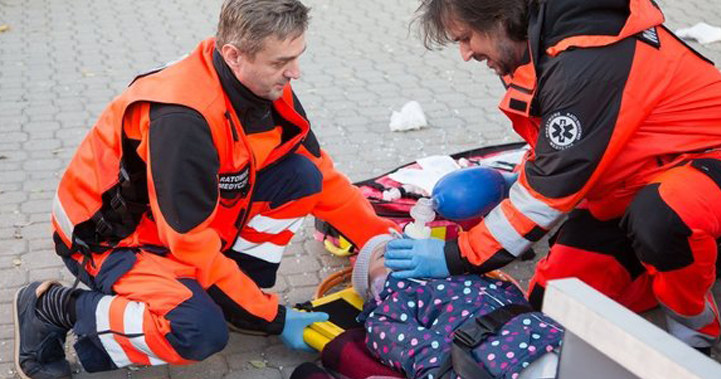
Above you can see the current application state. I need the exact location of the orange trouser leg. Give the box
[67,249,228,372]
[623,160,721,348]
[528,208,657,313]
[226,153,323,288]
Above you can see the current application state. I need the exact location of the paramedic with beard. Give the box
[384,0,721,355]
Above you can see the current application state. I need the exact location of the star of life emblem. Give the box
[545,112,582,150]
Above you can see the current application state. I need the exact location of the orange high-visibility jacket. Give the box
[445,0,721,274]
[52,38,395,329]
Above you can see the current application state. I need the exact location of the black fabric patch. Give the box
[219,165,251,201]
[310,299,362,330]
[252,153,322,208]
[445,240,517,275]
[636,27,661,49]
[523,226,546,242]
[164,279,228,361]
[290,363,332,379]
[528,284,546,311]
[540,0,629,50]
[443,239,465,275]
[212,50,276,135]
[509,98,528,112]
[470,249,516,274]
[527,37,636,198]
[149,104,219,233]
[223,250,281,289]
[207,285,285,334]
[94,249,137,294]
[622,184,694,272]
[691,159,721,190]
[74,334,118,372]
[302,130,321,158]
[555,209,645,278]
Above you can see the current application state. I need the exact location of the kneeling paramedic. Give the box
[386,0,721,354]
[13,0,397,377]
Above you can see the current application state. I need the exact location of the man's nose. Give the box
[285,60,301,80]
[459,42,473,62]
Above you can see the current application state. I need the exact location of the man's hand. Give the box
[384,238,450,279]
[280,307,328,352]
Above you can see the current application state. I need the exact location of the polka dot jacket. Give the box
[358,275,564,379]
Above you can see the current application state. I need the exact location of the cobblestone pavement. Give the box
[1,0,721,378]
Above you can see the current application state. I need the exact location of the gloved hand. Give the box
[279,307,328,352]
[383,238,449,279]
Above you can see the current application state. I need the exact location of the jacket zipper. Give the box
[225,111,239,142]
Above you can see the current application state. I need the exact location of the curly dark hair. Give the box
[413,0,529,49]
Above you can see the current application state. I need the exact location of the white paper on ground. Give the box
[388,155,460,194]
[389,100,428,131]
[676,22,721,45]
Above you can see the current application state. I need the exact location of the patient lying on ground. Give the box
[352,235,563,379]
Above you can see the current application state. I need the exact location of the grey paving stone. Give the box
[263,343,319,368]
[0,363,16,379]
[1,0,720,378]
[223,367,282,379]
[168,355,229,379]
[223,333,271,356]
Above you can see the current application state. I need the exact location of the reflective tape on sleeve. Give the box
[52,193,75,241]
[483,206,533,257]
[509,183,563,229]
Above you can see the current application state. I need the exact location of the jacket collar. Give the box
[536,0,665,57]
[212,49,274,134]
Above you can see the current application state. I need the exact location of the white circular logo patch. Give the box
[545,112,582,150]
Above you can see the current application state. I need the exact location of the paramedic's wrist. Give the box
[443,239,467,275]
[444,239,516,275]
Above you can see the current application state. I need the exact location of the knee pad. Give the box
[623,184,694,272]
[165,280,229,361]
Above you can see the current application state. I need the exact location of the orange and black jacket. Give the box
[445,0,721,274]
[51,38,396,333]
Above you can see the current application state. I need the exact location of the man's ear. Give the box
[220,44,242,70]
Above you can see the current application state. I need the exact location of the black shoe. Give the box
[13,281,71,379]
[694,346,712,356]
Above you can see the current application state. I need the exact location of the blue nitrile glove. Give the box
[280,307,329,352]
[384,238,450,279]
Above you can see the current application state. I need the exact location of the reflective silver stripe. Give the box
[508,183,563,229]
[52,193,74,240]
[246,215,304,234]
[484,205,532,257]
[665,315,717,347]
[661,301,716,330]
[96,296,132,368]
[232,238,285,263]
[231,215,304,264]
[123,301,164,366]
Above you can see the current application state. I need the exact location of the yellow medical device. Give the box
[298,287,364,351]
